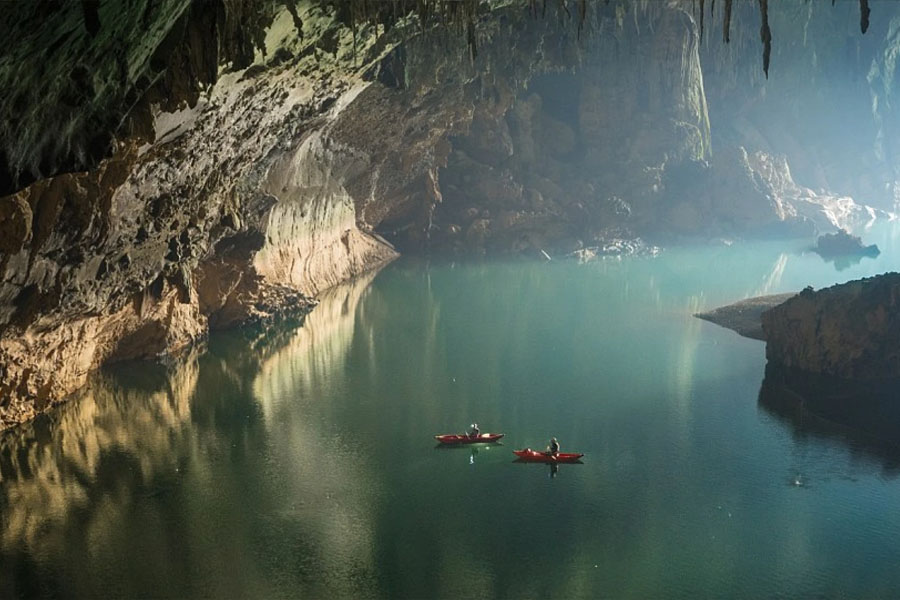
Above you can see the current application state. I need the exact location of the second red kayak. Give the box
[435,433,504,444]
[513,449,584,463]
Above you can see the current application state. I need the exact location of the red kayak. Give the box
[513,449,584,463]
[435,433,504,444]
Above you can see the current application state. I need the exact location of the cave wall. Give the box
[431,6,711,255]
[0,1,403,428]
[2,0,900,428]
[700,0,900,210]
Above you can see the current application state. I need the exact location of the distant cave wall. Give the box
[700,0,900,210]
[358,3,711,255]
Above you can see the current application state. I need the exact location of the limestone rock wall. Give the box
[0,2,401,429]
[701,0,900,210]
[429,5,712,255]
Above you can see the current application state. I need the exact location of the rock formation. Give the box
[813,229,881,270]
[695,292,797,341]
[0,1,401,428]
[1,0,899,428]
[761,275,900,379]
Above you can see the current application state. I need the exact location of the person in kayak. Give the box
[546,437,560,457]
[468,423,480,438]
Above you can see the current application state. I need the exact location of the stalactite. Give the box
[723,0,732,43]
[759,0,771,78]
[699,0,705,40]
[578,0,586,38]
[332,0,874,77]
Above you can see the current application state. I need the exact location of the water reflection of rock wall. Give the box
[758,364,900,476]
[0,354,198,598]
[249,271,383,598]
[0,272,384,598]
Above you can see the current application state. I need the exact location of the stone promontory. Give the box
[695,293,797,340]
[761,274,900,379]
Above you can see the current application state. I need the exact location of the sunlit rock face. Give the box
[663,147,888,237]
[762,274,900,379]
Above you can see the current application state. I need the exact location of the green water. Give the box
[4,224,900,598]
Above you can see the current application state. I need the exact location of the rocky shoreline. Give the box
[695,292,797,341]
[698,272,900,382]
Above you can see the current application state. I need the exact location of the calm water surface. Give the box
[4,224,900,598]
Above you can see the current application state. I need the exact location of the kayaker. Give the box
[547,437,560,456]
[468,423,480,437]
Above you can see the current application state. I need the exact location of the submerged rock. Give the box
[813,229,880,270]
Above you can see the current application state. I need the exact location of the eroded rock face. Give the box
[0,2,401,429]
[762,275,900,379]
[701,1,900,212]
[5,1,711,427]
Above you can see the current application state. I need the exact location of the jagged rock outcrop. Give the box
[663,146,886,238]
[702,0,900,212]
[761,274,900,379]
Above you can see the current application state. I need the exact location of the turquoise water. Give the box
[3,223,900,598]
